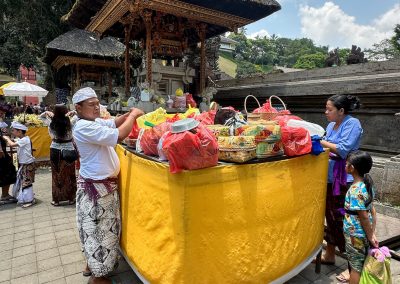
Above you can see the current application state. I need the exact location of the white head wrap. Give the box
[72,87,98,104]
[11,121,28,131]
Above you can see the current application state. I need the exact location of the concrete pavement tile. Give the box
[0,212,15,219]
[36,248,59,262]
[58,243,81,255]
[0,228,14,237]
[56,236,78,247]
[62,261,85,277]
[13,237,34,249]
[14,214,33,222]
[0,236,13,245]
[11,253,36,267]
[111,271,142,284]
[32,210,50,218]
[311,272,339,283]
[0,223,13,231]
[0,242,13,253]
[12,244,35,258]
[0,269,11,282]
[13,219,33,227]
[37,266,64,284]
[35,239,57,252]
[37,256,62,272]
[52,218,70,226]
[284,274,311,284]
[34,226,54,236]
[14,210,32,217]
[13,224,34,234]
[299,264,325,282]
[13,230,34,241]
[0,259,11,271]
[60,251,84,266]
[0,250,12,261]
[11,262,37,279]
[43,278,66,284]
[53,223,75,233]
[33,221,52,230]
[65,273,86,284]
[35,232,55,243]
[33,216,52,223]
[10,273,39,284]
[50,213,67,221]
[54,230,75,240]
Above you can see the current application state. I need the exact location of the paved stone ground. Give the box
[1,168,399,284]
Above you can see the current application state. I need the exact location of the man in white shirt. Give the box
[72,87,143,284]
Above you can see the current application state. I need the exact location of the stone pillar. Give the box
[143,10,153,86]
[124,24,132,97]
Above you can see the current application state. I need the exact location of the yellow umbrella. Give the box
[0,82,16,95]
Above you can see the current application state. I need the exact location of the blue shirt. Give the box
[343,181,374,238]
[325,115,363,183]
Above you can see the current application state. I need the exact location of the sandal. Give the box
[68,200,76,205]
[82,270,92,277]
[336,269,350,283]
[51,201,60,207]
[0,195,16,201]
[22,199,36,209]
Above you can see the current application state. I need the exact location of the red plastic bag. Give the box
[195,110,216,125]
[274,113,302,127]
[140,122,172,156]
[281,126,312,156]
[253,101,277,113]
[162,124,218,173]
[128,121,140,139]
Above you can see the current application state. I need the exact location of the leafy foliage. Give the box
[293,53,326,69]
[0,0,74,76]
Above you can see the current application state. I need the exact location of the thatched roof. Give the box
[62,0,281,41]
[43,29,125,64]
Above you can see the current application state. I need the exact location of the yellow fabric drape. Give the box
[27,127,51,160]
[117,145,329,283]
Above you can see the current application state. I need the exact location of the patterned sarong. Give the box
[12,163,35,198]
[345,233,369,273]
[76,176,121,277]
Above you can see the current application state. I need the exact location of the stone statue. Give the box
[346,45,367,64]
[325,48,340,67]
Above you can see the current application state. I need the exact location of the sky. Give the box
[244,0,400,50]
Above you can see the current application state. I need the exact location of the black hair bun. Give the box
[347,95,361,110]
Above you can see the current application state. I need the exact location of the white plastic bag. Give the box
[287,119,325,137]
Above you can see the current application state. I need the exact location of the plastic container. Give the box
[287,119,325,137]
[171,118,200,133]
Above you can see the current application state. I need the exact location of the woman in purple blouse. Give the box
[320,94,363,269]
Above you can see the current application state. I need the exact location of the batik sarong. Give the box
[76,176,121,277]
[12,163,35,203]
[50,148,77,203]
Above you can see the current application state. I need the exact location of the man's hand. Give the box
[128,108,144,120]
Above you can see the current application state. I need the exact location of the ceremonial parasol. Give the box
[2,82,48,97]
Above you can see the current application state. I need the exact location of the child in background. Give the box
[3,122,36,208]
[343,150,378,284]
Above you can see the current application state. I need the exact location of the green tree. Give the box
[236,60,260,78]
[390,24,400,52]
[0,0,73,76]
[293,53,326,69]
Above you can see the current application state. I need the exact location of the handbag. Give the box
[60,141,79,163]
